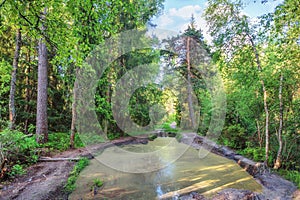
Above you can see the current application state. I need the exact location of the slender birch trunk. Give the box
[248,34,270,165]
[274,73,284,169]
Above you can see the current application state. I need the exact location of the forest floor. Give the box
[0,133,299,200]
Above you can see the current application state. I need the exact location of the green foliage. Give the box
[161,122,179,133]
[278,170,300,189]
[220,124,247,149]
[0,60,11,130]
[0,129,39,163]
[107,132,121,140]
[237,147,265,162]
[43,132,84,151]
[78,134,105,145]
[64,158,89,193]
[0,130,38,179]
[148,134,157,141]
[92,178,103,188]
[8,164,26,178]
[129,84,164,127]
[175,132,183,142]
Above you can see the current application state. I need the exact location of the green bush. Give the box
[93,178,103,188]
[107,132,121,140]
[278,170,300,189]
[0,129,39,179]
[64,158,89,193]
[0,130,39,162]
[8,164,26,178]
[161,122,178,133]
[148,134,157,141]
[237,147,265,162]
[44,132,85,151]
[175,132,183,142]
[220,124,247,149]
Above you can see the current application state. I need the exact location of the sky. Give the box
[150,0,283,41]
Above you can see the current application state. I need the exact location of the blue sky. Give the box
[151,0,283,41]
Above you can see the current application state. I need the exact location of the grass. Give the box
[64,158,90,193]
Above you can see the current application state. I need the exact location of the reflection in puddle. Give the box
[69,138,262,199]
[156,185,163,197]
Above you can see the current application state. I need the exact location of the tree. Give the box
[270,0,300,169]
[205,0,271,165]
[36,8,48,143]
[68,0,164,146]
[162,16,212,131]
[9,28,21,130]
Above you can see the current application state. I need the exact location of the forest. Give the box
[0,0,299,195]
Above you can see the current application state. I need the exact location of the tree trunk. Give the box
[70,68,79,149]
[103,86,110,136]
[9,28,21,130]
[247,34,270,165]
[24,41,31,134]
[186,37,196,130]
[255,119,262,149]
[36,9,48,143]
[274,73,284,169]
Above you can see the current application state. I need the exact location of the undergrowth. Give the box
[278,169,300,189]
[44,132,85,151]
[64,158,90,193]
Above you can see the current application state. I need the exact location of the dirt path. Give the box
[0,136,147,200]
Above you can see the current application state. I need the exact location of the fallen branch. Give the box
[38,157,81,162]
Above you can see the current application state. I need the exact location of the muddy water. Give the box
[69,138,262,199]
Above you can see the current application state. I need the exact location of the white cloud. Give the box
[151,5,212,42]
[157,14,174,27]
[169,5,202,19]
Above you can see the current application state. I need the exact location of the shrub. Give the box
[93,178,103,188]
[8,164,26,178]
[278,169,300,189]
[0,129,39,179]
[44,132,85,151]
[237,147,265,162]
[64,158,89,193]
[161,122,178,133]
[220,124,247,149]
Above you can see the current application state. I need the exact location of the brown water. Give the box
[69,138,262,199]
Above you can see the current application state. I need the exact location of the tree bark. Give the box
[255,119,263,149]
[274,73,284,169]
[70,68,79,149]
[247,34,270,165]
[9,28,21,130]
[36,9,48,143]
[186,37,196,130]
[24,45,31,133]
